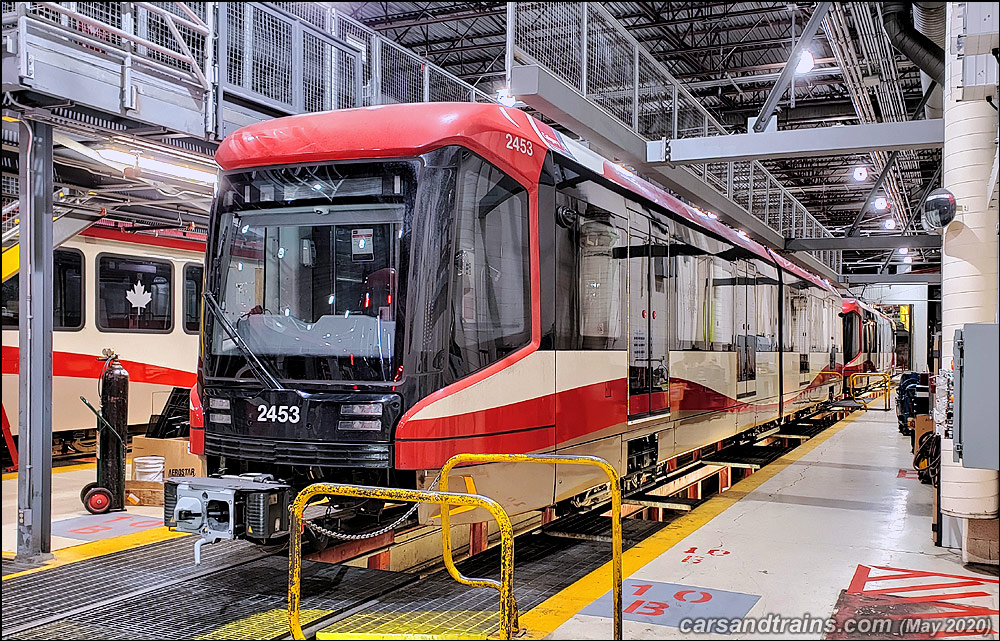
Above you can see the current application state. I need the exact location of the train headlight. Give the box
[338,420,382,431]
[208,398,231,410]
[340,403,383,417]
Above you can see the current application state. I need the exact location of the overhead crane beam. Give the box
[785,234,941,252]
[652,119,944,165]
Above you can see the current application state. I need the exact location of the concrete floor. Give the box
[2,462,164,554]
[547,409,999,639]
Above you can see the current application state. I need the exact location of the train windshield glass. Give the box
[208,160,416,382]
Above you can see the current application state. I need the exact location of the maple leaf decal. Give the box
[125,279,152,309]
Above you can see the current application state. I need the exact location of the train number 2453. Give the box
[505,133,533,156]
[256,404,300,423]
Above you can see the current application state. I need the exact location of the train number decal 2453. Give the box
[505,133,533,156]
[256,404,300,423]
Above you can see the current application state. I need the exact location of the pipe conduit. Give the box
[882,1,945,86]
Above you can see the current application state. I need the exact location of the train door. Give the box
[737,261,757,400]
[628,224,651,418]
[648,222,670,414]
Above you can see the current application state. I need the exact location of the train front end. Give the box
[167,104,542,549]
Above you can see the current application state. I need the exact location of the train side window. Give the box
[184,264,203,334]
[552,190,627,350]
[1,249,84,331]
[96,254,173,333]
[449,153,530,377]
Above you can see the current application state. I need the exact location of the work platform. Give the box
[3,406,997,639]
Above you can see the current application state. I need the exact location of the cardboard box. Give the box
[913,415,934,447]
[125,479,164,506]
[131,436,206,479]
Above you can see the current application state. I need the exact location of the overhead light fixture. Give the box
[883,218,897,230]
[496,87,517,108]
[903,256,913,264]
[898,247,909,255]
[97,148,218,185]
[873,196,889,211]
[795,50,815,75]
[853,166,868,182]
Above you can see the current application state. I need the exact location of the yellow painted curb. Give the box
[2,526,188,581]
[518,409,867,639]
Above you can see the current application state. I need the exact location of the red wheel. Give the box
[80,481,99,504]
[83,487,113,514]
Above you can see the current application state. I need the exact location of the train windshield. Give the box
[208,161,416,382]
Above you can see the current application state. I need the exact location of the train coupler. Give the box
[164,474,292,563]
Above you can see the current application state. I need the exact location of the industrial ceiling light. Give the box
[903,256,913,264]
[883,218,897,230]
[795,50,815,74]
[873,196,889,211]
[898,247,909,255]
[853,166,868,182]
[97,148,218,185]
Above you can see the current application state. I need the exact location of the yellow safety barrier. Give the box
[288,484,516,640]
[440,453,623,641]
[848,372,891,411]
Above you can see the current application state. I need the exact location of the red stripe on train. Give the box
[1,346,196,387]
[395,426,556,470]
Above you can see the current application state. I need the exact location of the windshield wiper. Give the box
[203,291,285,390]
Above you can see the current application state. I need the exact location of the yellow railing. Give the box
[848,372,891,411]
[288,484,516,640]
[440,453,623,641]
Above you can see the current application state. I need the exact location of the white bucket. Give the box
[133,455,165,482]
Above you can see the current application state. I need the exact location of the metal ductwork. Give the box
[913,2,946,119]
[882,1,945,87]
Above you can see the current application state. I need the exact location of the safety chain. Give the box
[301,471,442,541]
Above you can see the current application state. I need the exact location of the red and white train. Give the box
[841,298,896,379]
[187,102,859,532]
[1,226,203,461]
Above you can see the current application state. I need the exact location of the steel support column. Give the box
[16,119,54,560]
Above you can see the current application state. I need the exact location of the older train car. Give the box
[1,227,203,458]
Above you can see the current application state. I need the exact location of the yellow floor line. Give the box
[518,409,868,639]
[2,526,188,581]
[2,459,136,481]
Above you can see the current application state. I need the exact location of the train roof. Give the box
[843,298,892,322]
[216,102,838,296]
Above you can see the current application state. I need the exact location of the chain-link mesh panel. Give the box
[272,1,328,31]
[303,31,332,112]
[142,3,207,71]
[675,95,707,140]
[380,41,423,104]
[514,2,584,91]
[335,48,358,109]
[428,67,471,103]
[225,5,293,106]
[585,5,633,126]
[2,174,18,238]
[226,3,244,87]
[334,14,375,105]
[636,55,672,140]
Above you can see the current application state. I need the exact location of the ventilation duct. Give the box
[882,1,945,87]
[913,2,946,119]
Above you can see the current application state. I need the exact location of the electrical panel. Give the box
[953,323,1000,470]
